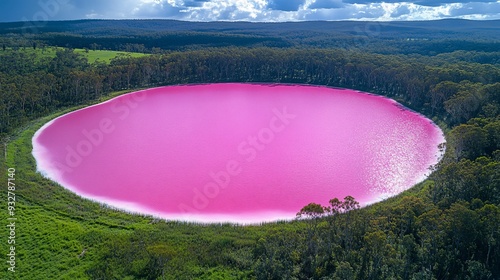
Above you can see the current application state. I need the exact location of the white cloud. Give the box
[173,0,500,21]
[0,0,499,22]
[449,1,500,17]
[303,2,500,21]
[181,0,269,21]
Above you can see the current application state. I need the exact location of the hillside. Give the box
[0,19,499,54]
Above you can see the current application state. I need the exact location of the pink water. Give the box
[32,84,445,224]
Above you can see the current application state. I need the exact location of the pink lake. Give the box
[32,83,445,224]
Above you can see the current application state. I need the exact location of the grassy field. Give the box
[74,49,148,63]
[1,47,148,63]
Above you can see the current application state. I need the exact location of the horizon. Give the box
[0,0,499,23]
[2,17,500,24]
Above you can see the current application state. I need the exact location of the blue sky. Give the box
[0,0,499,22]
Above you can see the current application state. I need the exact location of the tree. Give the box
[430,81,459,114]
[477,204,500,268]
[296,203,325,219]
[484,120,500,153]
[444,202,481,273]
[416,207,446,277]
[146,244,176,280]
[444,83,485,124]
[449,124,488,160]
[466,260,493,280]
[333,261,355,280]
[326,196,360,215]
[363,230,395,279]
[343,196,360,212]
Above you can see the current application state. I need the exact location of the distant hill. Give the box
[1,19,499,37]
[0,19,498,54]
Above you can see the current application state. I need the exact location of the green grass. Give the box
[74,49,148,63]
[0,47,58,61]
[1,47,148,64]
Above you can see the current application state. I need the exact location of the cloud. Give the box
[183,0,211,7]
[447,2,500,18]
[132,0,181,17]
[308,0,345,9]
[415,0,498,7]
[71,0,181,19]
[304,3,387,20]
[267,0,306,11]
[182,0,268,21]
[0,0,499,22]
[340,0,499,7]
[390,4,411,17]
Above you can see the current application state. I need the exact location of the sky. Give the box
[0,0,499,22]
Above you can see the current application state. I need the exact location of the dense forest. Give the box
[0,20,499,279]
[1,19,500,54]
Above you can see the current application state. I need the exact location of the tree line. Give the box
[1,47,499,136]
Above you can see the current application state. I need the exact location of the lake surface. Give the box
[33,83,445,223]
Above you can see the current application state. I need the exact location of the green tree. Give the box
[449,124,488,160]
[444,83,485,124]
[484,120,500,153]
[477,204,500,268]
[146,244,177,280]
[332,261,355,280]
[297,202,326,219]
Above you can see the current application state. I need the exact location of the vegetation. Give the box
[0,20,499,279]
[0,46,148,64]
